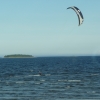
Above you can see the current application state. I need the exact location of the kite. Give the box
[67,6,84,26]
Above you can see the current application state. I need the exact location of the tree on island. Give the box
[4,54,33,58]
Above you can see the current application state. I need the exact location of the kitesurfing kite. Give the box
[67,6,84,26]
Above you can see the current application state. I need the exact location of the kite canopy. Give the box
[67,6,84,26]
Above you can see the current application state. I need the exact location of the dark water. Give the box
[0,56,100,100]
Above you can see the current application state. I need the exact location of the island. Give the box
[4,54,34,58]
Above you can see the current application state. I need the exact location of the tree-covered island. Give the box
[4,54,34,58]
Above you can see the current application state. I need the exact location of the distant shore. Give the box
[4,54,34,58]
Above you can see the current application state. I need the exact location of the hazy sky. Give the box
[0,0,100,57]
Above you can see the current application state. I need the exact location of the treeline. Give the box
[4,54,33,58]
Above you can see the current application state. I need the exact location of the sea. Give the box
[0,56,100,100]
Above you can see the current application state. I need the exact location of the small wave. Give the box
[58,80,81,82]
[66,86,71,88]
[35,82,41,84]
[45,74,51,76]
[68,80,81,82]
[58,80,67,82]
[33,74,41,77]
[87,91,96,94]
[30,70,33,72]
[27,75,35,77]
[91,73,99,76]
[40,80,45,82]
[16,81,26,84]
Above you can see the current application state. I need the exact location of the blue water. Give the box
[0,56,100,100]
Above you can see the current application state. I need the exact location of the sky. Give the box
[0,0,100,57]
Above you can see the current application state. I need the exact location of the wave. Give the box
[68,80,81,82]
[45,74,51,76]
[58,80,81,82]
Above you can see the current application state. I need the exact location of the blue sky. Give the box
[0,0,100,57]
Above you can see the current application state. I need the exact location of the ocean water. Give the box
[0,56,100,100]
